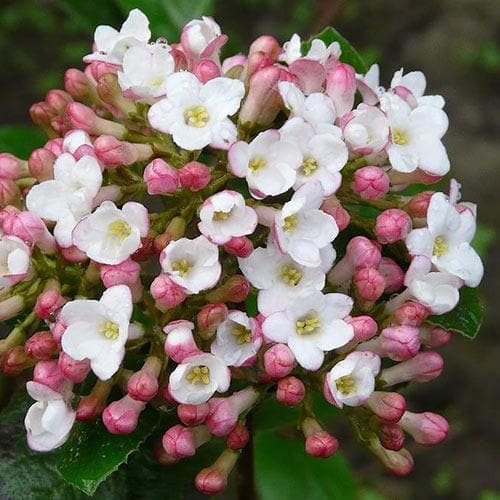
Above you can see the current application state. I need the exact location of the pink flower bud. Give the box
[195,449,239,495]
[348,236,382,269]
[58,352,90,383]
[246,52,274,79]
[302,417,339,458]
[276,376,305,406]
[381,351,443,386]
[406,191,434,218]
[127,356,161,402]
[100,258,140,287]
[369,439,414,476]
[379,325,421,361]
[88,61,119,81]
[29,102,57,131]
[77,380,112,421]
[24,332,58,360]
[0,178,20,206]
[197,303,228,339]
[366,391,407,424]
[33,359,65,392]
[178,161,211,191]
[354,267,385,304]
[102,395,145,434]
[28,147,55,181]
[249,35,282,60]
[59,245,89,263]
[2,346,34,375]
[206,275,249,304]
[227,423,249,449]
[223,236,254,258]
[35,289,67,320]
[194,59,221,82]
[263,343,295,378]
[399,411,449,445]
[378,423,405,451]
[64,68,92,99]
[66,102,126,138]
[326,63,356,117]
[375,209,412,244]
[143,159,179,195]
[378,257,405,294]
[0,153,26,180]
[347,316,378,343]
[44,138,64,156]
[94,135,153,168]
[45,89,73,114]
[150,274,186,311]
[162,425,196,458]
[163,320,200,363]
[352,166,390,200]
[393,301,429,326]
[419,326,452,348]
[321,197,350,231]
[177,403,210,426]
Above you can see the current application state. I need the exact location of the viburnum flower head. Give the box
[273,182,339,267]
[148,71,245,150]
[24,381,75,451]
[0,235,31,289]
[198,190,258,245]
[169,353,231,404]
[26,153,102,248]
[72,200,149,265]
[160,235,221,294]
[238,242,327,316]
[60,285,133,380]
[228,129,302,199]
[84,8,151,65]
[326,351,381,408]
[210,310,262,367]
[262,291,354,370]
[405,191,483,287]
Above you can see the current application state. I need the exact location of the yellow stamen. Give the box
[249,156,267,172]
[335,375,356,395]
[213,211,230,221]
[393,128,409,146]
[296,315,321,335]
[432,236,449,257]
[184,105,210,128]
[283,214,298,233]
[150,76,164,88]
[108,220,132,241]
[171,259,190,277]
[231,324,252,345]
[302,157,318,176]
[186,365,210,385]
[99,320,120,340]
[280,265,302,286]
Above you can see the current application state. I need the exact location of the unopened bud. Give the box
[66,102,126,138]
[143,159,179,195]
[206,275,249,304]
[58,352,90,383]
[177,403,210,426]
[227,423,249,450]
[195,449,239,495]
[375,209,412,244]
[366,391,407,424]
[302,417,339,458]
[263,343,295,378]
[178,161,211,191]
[353,166,390,200]
[276,376,305,406]
[25,331,58,360]
[399,411,449,445]
[102,394,145,434]
[127,356,161,402]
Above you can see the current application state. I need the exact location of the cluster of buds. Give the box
[0,9,484,493]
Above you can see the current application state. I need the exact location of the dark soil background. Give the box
[1,0,499,498]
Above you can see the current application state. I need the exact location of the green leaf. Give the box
[303,27,367,74]
[56,407,160,496]
[472,224,496,259]
[0,125,45,159]
[427,286,485,339]
[254,428,356,500]
[116,0,214,40]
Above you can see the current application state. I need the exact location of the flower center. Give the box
[335,375,356,395]
[150,76,164,88]
[213,210,230,221]
[231,324,252,345]
[171,259,190,277]
[186,365,210,385]
[432,236,449,257]
[184,105,210,128]
[295,315,321,335]
[99,320,120,340]
[282,214,298,233]
[393,128,409,145]
[108,220,132,241]
[280,265,302,286]
[301,157,318,176]
[249,156,267,172]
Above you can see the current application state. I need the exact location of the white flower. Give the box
[273,182,338,267]
[381,93,450,175]
[0,235,31,289]
[405,192,483,287]
[355,64,383,105]
[148,72,245,151]
[211,310,262,367]
[62,129,93,155]
[72,201,149,265]
[280,117,348,195]
[279,34,340,65]
[181,16,223,61]
[390,68,445,109]
[118,42,175,101]
[262,291,354,371]
[228,130,302,199]
[61,285,133,380]
[198,190,258,244]
[168,352,231,404]
[84,8,151,65]
[26,153,103,248]
[160,235,221,294]
[24,381,75,452]
[342,103,389,155]
[238,242,326,316]
[278,81,337,131]
[326,351,381,407]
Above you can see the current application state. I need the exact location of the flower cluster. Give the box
[0,9,484,493]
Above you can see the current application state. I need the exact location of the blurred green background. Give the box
[1,0,499,498]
